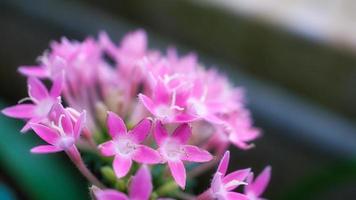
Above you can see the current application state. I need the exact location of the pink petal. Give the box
[223,168,251,191]
[217,151,230,176]
[107,111,127,138]
[1,104,35,119]
[138,94,156,115]
[154,79,170,104]
[95,189,129,200]
[154,121,168,146]
[31,145,63,154]
[98,141,116,156]
[182,145,213,162]
[60,111,74,136]
[175,113,199,123]
[121,29,147,54]
[132,145,161,164]
[226,192,248,200]
[27,77,49,101]
[50,73,64,97]
[168,160,186,189]
[21,117,42,133]
[172,123,191,144]
[248,166,271,197]
[113,154,132,178]
[129,165,152,200]
[211,172,223,193]
[74,111,86,139]
[130,118,151,143]
[30,123,59,145]
[18,66,48,78]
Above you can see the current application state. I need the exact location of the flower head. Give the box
[198,151,250,200]
[2,76,63,132]
[95,165,153,200]
[154,121,213,189]
[29,103,85,153]
[98,112,161,178]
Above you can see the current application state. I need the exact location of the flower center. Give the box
[160,139,184,161]
[115,138,137,156]
[155,105,173,119]
[57,136,75,149]
[35,98,55,117]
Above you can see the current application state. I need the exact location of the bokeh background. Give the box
[1,0,356,199]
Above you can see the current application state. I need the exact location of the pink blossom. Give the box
[244,166,271,200]
[198,151,250,200]
[94,165,153,200]
[29,103,85,153]
[154,121,213,189]
[2,76,63,132]
[139,78,197,123]
[98,112,161,178]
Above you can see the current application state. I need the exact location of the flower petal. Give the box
[98,141,116,156]
[154,121,168,146]
[30,123,59,145]
[168,160,186,189]
[130,118,151,143]
[217,151,230,176]
[50,72,64,97]
[223,168,250,191]
[174,113,199,123]
[132,145,161,164]
[18,66,48,78]
[95,189,128,200]
[226,192,248,200]
[247,166,271,197]
[31,145,63,154]
[172,123,191,144]
[27,77,49,101]
[107,111,127,138]
[74,110,86,139]
[113,154,132,178]
[129,165,152,200]
[182,145,213,162]
[138,93,156,115]
[1,104,35,119]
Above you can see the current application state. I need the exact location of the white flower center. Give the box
[115,138,137,156]
[155,105,173,119]
[57,136,75,149]
[35,98,55,117]
[160,139,184,161]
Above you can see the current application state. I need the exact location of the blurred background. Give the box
[1,0,356,199]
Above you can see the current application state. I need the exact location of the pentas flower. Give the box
[244,166,271,200]
[139,78,197,123]
[154,121,213,189]
[98,112,161,178]
[198,151,250,200]
[29,103,85,153]
[95,165,152,200]
[2,76,62,132]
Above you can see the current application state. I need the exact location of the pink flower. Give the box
[29,103,85,153]
[98,112,161,178]
[2,76,63,132]
[224,110,261,150]
[198,151,250,200]
[139,78,197,123]
[154,121,213,189]
[244,166,271,200]
[94,165,153,200]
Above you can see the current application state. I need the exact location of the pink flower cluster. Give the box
[2,29,270,200]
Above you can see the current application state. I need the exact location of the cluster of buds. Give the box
[2,29,270,200]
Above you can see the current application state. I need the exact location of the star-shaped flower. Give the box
[98,112,161,178]
[154,121,213,189]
